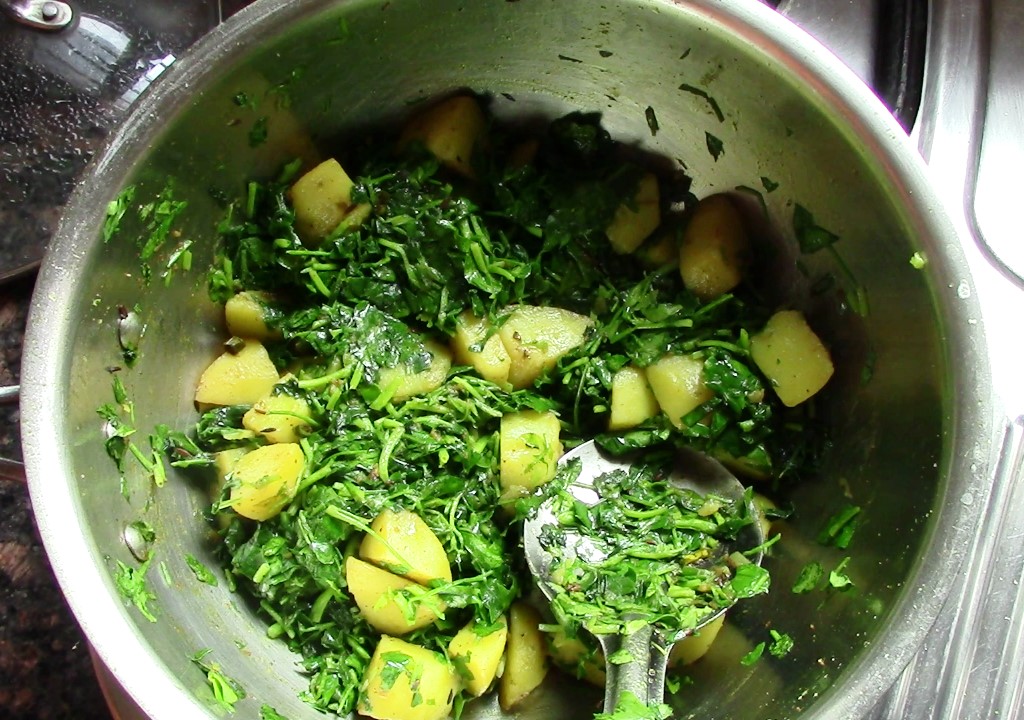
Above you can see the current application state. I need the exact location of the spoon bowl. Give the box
[523,440,766,715]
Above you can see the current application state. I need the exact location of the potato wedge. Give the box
[227,443,304,521]
[669,613,725,666]
[498,305,593,389]
[606,172,661,254]
[345,557,445,636]
[288,158,370,242]
[645,354,713,428]
[499,410,563,500]
[224,291,280,341]
[608,365,661,431]
[450,310,511,386]
[448,617,508,696]
[359,635,458,720]
[359,509,453,586]
[679,194,749,300]
[499,602,548,711]
[398,95,487,179]
[750,310,834,407]
[194,340,280,407]
[242,392,311,444]
[376,340,452,403]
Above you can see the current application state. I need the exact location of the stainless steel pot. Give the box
[21,0,1001,718]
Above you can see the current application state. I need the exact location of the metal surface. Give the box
[18,0,1002,719]
[524,441,765,714]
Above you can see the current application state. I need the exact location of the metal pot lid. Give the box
[0,0,221,282]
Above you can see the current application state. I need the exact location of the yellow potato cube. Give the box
[450,311,511,386]
[194,340,280,407]
[224,291,280,341]
[608,366,661,430]
[288,158,369,242]
[498,305,593,389]
[679,194,750,300]
[499,602,549,711]
[499,410,563,500]
[241,392,311,444]
[345,557,445,636]
[376,340,452,403]
[636,230,679,269]
[750,310,834,407]
[606,172,661,254]
[359,636,458,720]
[398,95,487,179]
[645,354,714,428]
[227,443,304,521]
[359,509,453,586]
[447,617,508,696]
[546,626,605,686]
[669,613,725,666]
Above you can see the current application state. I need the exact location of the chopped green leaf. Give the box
[741,641,766,666]
[705,131,725,161]
[768,629,793,658]
[792,561,824,593]
[595,690,672,720]
[186,554,219,586]
[114,557,158,622]
[817,504,861,549]
[829,557,854,590]
[191,649,246,711]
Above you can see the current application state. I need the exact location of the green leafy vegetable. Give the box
[186,554,219,586]
[792,561,825,593]
[829,557,854,590]
[818,504,861,549]
[114,557,158,623]
[741,641,765,666]
[705,132,725,161]
[191,649,246,711]
[594,691,672,720]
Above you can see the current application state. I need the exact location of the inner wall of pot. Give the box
[59,0,946,718]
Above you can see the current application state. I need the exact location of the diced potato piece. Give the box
[242,392,310,444]
[752,493,777,541]
[636,230,678,269]
[669,614,725,666]
[345,557,445,636]
[398,95,487,179]
[213,448,247,486]
[359,635,458,720]
[608,366,661,430]
[227,443,304,521]
[448,617,509,696]
[645,354,714,428]
[750,310,834,407]
[195,340,279,407]
[450,311,511,386]
[359,509,453,586]
[679,194,750,300]
[606,172,661,254]
[500,410,563,500]
[547,626,605,686]
[499,602,549,711]
[377,340,452,403]
[288,158,369,242]
[498,305,593,389]
[224,291,280,340]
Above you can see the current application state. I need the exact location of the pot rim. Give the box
[21,1,993,718]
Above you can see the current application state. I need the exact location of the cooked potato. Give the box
[241,392,311,444]
[288,158,370,242]
[398,95,487,179]
[608,365,661,430]
[376,340,452,403]
[227,443,304,521]
[679,194,750,300]
[345,557,445,636]
[195,340,280,407]
[547,626,605,686]
[636,229,678,269]
[359,509,452,586]
[447,616,509,696]
[499,602,549,711]
[645,354,713,428]
[500,410,563,500]
[359,635,458,720]
[498,305,593,389]
[669,613,725,666]
[225,291,280,341]
[606,172,661,254]
[750,310,834,407]
[450,310,511,386]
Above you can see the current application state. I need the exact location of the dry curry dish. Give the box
[177,94,834,719]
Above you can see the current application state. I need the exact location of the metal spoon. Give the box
[523,440,765,715]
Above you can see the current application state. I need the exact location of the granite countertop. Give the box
[0,273,113,719]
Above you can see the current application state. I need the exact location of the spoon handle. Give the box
[601,624,670,713]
